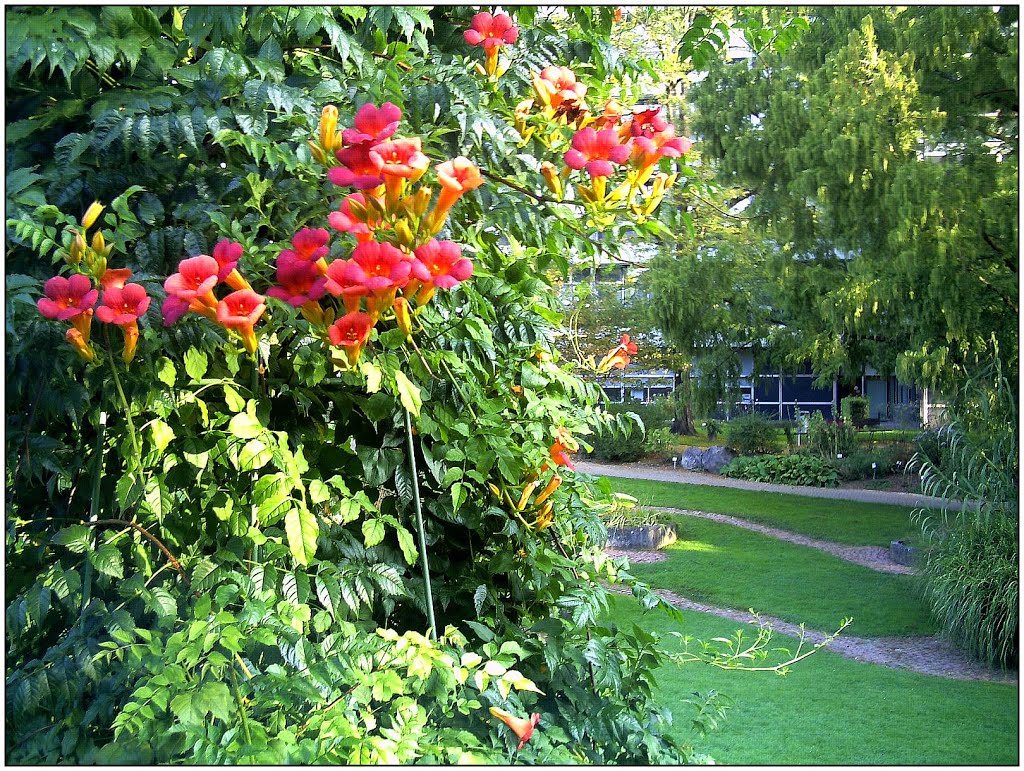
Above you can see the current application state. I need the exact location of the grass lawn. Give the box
[605,477,919,546]
[611,597,1019,765]
[627,513,935,637]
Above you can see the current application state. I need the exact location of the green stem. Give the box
[81,410,107,613]
[405,409,438,639]
[103,327,141,472]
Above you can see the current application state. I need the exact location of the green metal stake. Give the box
[405,409,437,639]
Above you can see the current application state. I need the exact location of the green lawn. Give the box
[627,513,935,637]
[605,477,919,546]
[612,597,1019,765]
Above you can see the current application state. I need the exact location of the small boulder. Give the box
[701,445,736,473]
[679,447,705,470]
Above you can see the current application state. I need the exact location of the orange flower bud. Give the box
[394,296,413,340]
[540,161,562,199]
[81,201,104,230]
[65,328,95,362]
[121,321,140,364]
[533,474,562,507]
[517,481,539,511]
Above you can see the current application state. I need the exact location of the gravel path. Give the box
[649,506,916,574]
[579,460,967,510]
[605,582,1017,684]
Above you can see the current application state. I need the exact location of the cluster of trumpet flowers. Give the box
[36,203,151,364]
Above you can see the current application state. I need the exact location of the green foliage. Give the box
[721,454,839,488]
[587,403,647,463]
[4,6,735,765]
[840,396,870,424]
[911,360,1018,667]
[723,413,777,455]
[834,448,900,482]
[692,6,1018,393]
[804,412,858,459]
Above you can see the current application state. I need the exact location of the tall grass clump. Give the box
[910,355,1018,668]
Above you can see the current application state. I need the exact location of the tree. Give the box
[691,6,1018,394]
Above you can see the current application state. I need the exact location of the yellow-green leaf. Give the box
[285,505,319,565]
[395,370,422,417]
[361,360,383,394]
[149,419,175,453]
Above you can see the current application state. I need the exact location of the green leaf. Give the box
[395,370,422,417]
[89,542,124,579]
[395,526,418,566]
[285,505,318,565]
[223,384,246,412]
[149,419,175,453]
[362,517,385,548]
[148,587,178,619]
[52,524,92,553]
[196,682,235,722]
[238,438,272,470]
[227,412,263,440]
[316,573,341,619]
[361,360,383,393]
[183,347,208,381]
[155,357,176,387]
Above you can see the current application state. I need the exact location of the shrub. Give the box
[920,513,1018,667]
[704,419,721,441]
[589,403,647,462]
[840,395,870,424]
[723,413,777,455]
[645,427,675,454]
[804,411,857,459]
[911,358,1019,667]
[721,454,839,487]
[834,448,897,481]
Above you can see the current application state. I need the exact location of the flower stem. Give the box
[103,326,141,471]
[405,409,437,639]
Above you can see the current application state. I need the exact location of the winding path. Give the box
[590,461,1014,684]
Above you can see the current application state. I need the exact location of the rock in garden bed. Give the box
[607,523,678,550]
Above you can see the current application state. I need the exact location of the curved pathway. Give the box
[605,583,1016,684]
[579,460,966,511]
[648,506,914,574]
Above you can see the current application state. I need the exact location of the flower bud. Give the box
[394,220,414,248]
[81,201,104,230]
[319,105,339,151]
[65,328,96,362]
[540,162,562,199]
[91,230,106,255]
[411,187,433,218]
[394,296,413,340]
[307,139,327,165]
[121,322,140,364]
[68,232,86,265]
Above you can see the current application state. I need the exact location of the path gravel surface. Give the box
[579,460,966,510]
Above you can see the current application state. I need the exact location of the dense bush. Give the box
[721,454,839,487]
[834,448,897,481]
[804,411,857,459]
[840,395,870,424]
[911,360,1018,667]
[588,402,647,462]
[4,6,720,764]
[723,413,777,455]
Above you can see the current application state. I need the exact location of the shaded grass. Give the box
[605,477,919,546]
[629,514,935,637]
[611,597,1018,765]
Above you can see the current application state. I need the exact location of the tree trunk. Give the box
[670,371,697,435]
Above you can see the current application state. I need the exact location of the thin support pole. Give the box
[405,410,437,639]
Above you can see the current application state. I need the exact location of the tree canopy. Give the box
[690,5,1018,392]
